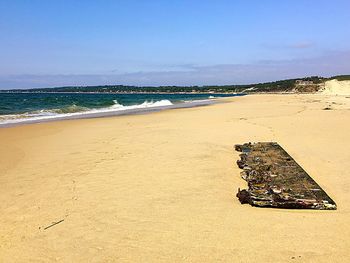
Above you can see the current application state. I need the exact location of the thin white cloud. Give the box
[289,42,314,49]
[262,41,314,49]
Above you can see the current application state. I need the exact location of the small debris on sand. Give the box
[44,219,65,230]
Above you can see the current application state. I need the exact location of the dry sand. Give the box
[1,94,350,262]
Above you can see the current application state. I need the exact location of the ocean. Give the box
[0,92,243,126]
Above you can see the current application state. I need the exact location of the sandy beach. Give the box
[1,94,350,262]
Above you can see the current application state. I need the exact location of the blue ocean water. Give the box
[0,92,242,125]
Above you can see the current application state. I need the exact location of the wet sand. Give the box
[1,94,349,262]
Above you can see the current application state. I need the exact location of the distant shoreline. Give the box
[0,91,239,95]
[2,75,349,93]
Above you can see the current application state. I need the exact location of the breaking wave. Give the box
[0,99,173,125]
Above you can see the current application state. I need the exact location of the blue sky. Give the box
[0,0,350,88]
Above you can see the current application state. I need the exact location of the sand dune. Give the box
[320,79,350,95]
[1,94,350,262]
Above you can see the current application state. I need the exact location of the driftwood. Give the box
[235,142,336,210]
[44,219,64,230]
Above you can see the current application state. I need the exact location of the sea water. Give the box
[0,92,243,126]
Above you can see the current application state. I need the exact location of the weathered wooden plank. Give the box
[235,142,336,210]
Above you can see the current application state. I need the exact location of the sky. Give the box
[0,0,350,89]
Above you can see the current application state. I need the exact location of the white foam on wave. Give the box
[110,99,173,109]
[183,98,214,103]
[0,99,174,125]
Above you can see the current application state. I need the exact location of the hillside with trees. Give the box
[3,75,347,94]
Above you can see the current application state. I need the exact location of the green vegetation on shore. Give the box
[3,75,348,93]
[330,75,350,81]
